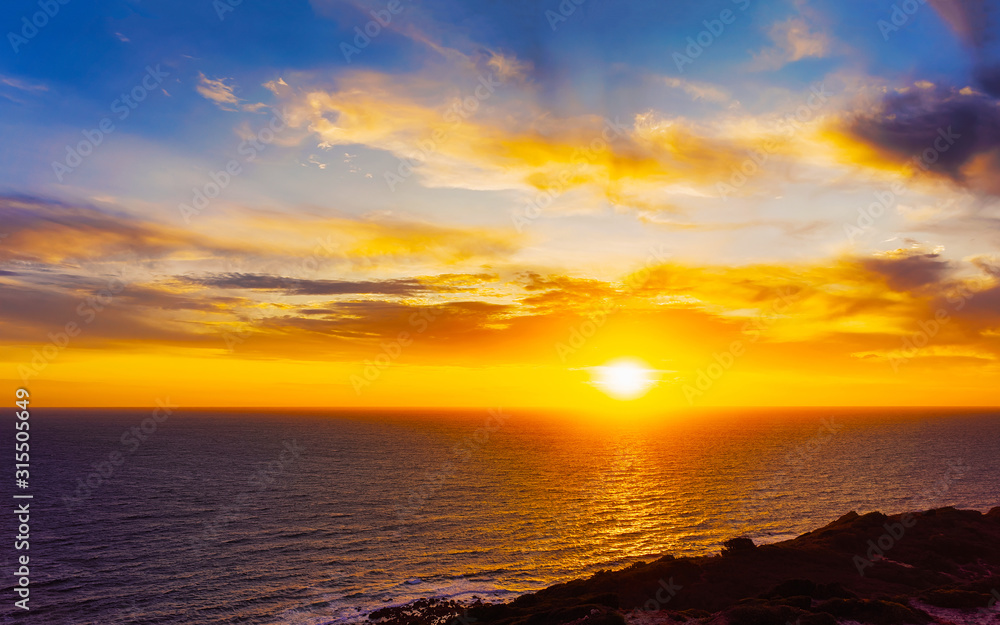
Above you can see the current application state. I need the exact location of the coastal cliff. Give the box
[368,506,1000,625]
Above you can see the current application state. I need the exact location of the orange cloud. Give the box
[276,64,842,212]
[4,194,998,407]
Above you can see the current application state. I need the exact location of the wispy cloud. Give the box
[663,77,732,104]
[196,72,240,109]
[195,72,269,112]
[0,75,48,92]
[749,16,832,71]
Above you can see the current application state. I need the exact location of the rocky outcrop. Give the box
[367,507,1000,625]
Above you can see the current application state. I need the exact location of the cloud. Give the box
[0,195,222,264]
[927,0,1000,97]
[974,64,1000,99]
[238,212,524,268]
[196,72,240,110]
[339,218,522,265]
[263,77,289,95]
[663,77,731,104]
[486,50,532,83]
[0,195,523,272]
[3,234,998,372]
[0,274,246,346]
[517,272,617,312]
[196,73,269,112]
[831,84,1000,194]
[928,0,993,50]
[860,249,953,291]
[232,299,517,360]
[750,16,832,71]
[0,76,48,92]
[276,63,834,210]
[636,213,829,237]
[970,254,1000,276]
[188,273,426,295]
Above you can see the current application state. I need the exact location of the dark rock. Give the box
[722,536,757,555]
[814,598,932,625]
[798,612,838,625]
[774,595,812,610]
[920,589,994,609]
[723,604,802,625]
[361,507,1000,625]
[763,579,815,598]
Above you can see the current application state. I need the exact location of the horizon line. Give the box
[27,405,1000,411]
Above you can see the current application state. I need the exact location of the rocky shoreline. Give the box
[367,507,1000,625]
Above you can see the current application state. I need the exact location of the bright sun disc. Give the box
[590,358,656,400]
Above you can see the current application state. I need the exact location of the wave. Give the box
[264,576,521,625]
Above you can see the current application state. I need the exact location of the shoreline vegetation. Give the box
[365,507,1000,625]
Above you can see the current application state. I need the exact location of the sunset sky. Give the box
[2,0,1000,409]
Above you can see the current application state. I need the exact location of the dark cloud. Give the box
[2,270,245,314]
[519,273,609,292]
[515,272,620,312]
[928,0,995,49]
[959,283,1000,318]
[928,0,1000,95]
[847,87,1000,183]
[971,256,1000,276]
[186,273,430,296]
[116,285,247,311]
[861,252,953,291]
[185,272,498,296]
[242,300,514,349]
[0,194,232,263]
[974,64,1000,98]
[0,280,229,345]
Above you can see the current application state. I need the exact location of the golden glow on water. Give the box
[234,407,999,605]
[483,407,983,591]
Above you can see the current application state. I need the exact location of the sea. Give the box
[5,407,999,624]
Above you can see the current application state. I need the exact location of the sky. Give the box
[1,0,1000,410]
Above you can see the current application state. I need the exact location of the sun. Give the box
[589,358,657,400]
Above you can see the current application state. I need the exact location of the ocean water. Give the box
[6,407,1000,624]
